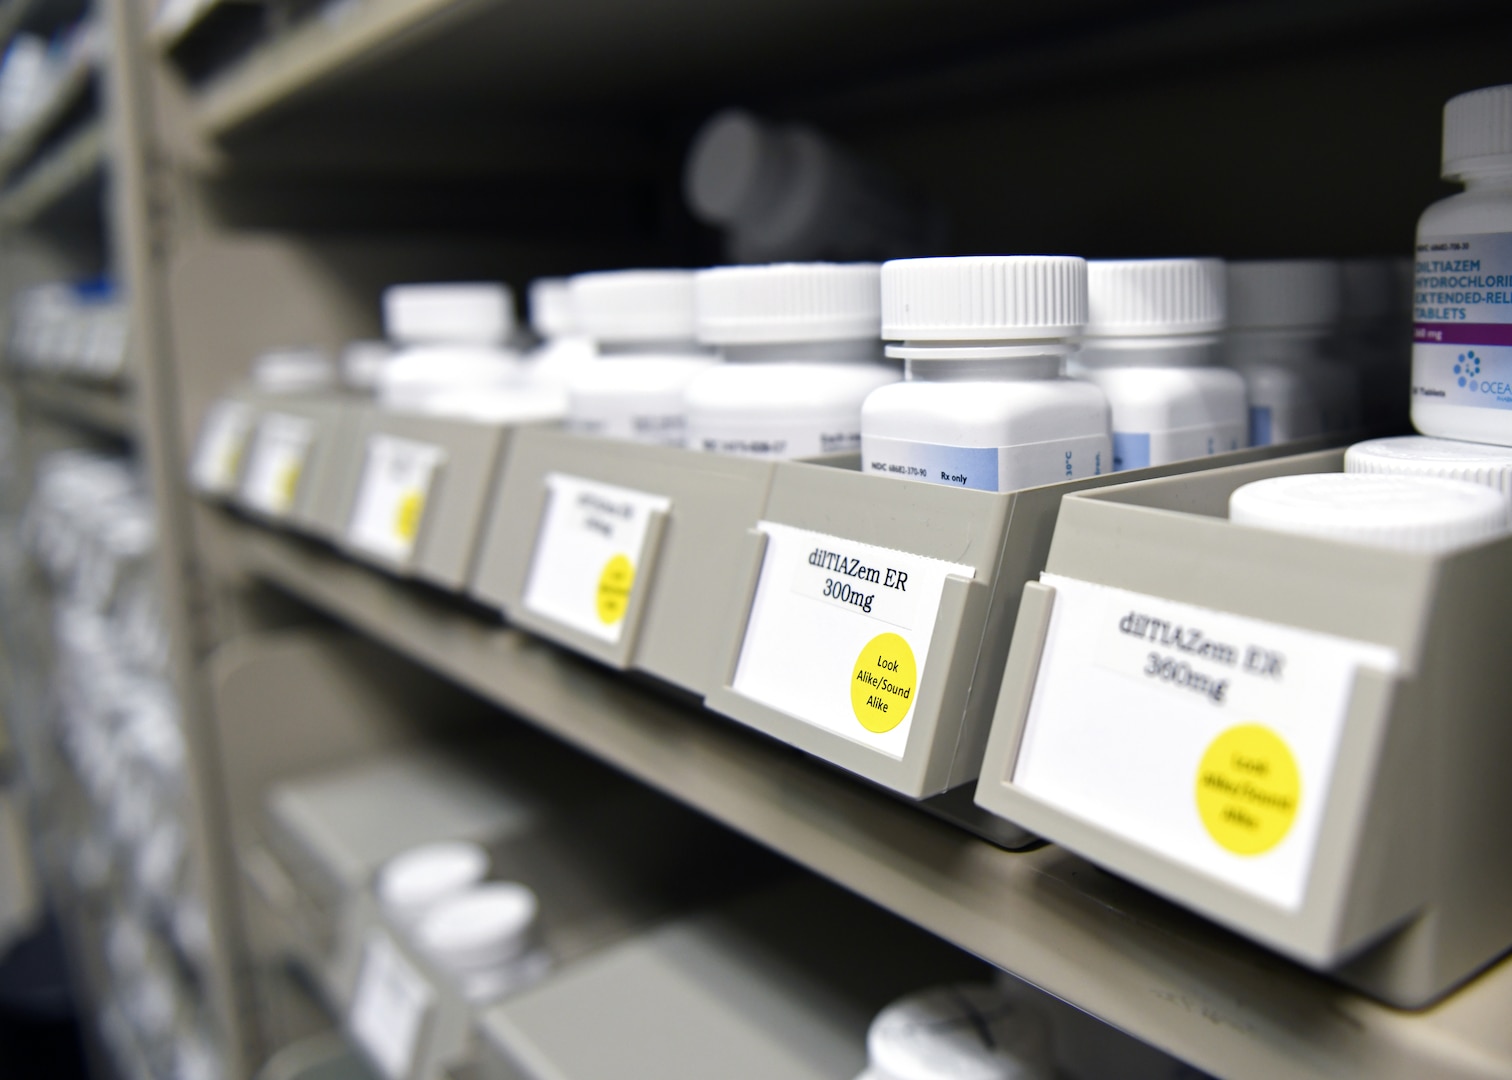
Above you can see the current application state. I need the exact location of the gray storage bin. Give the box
[974,448,1512,1006]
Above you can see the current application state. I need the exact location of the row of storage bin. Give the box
[192,386,1512,1010]
[253,732,1199,1080]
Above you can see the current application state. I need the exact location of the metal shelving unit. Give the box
[230,524,1512,1080]
[0,0,1502,1077]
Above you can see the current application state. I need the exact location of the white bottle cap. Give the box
[1442,84,1512,181]
[251,348,335,394]
[340,340,393,390]
[858,984,1053,1080]
[1226,260,1342,331]
[695,262,881,345]
[1228,473,1508,552]
[880,256,1086,342]
[683,109,789,225]
[569,269,698,344]
[1345,436,1512,500]
[413,881,538,970]
[376,841,489,922]
[528,278,577,339]
[1085,258,1225,338]
[383,283,514,346]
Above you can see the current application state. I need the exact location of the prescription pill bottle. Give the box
[1410,85,1512,446]
[862,255,1110,491]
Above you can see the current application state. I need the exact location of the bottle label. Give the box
[862,433,1107,493]
[1412,231,1512,410]
[567,413,685,447]
[1249,406,1273,447]
[686,416,860,460]
[1112,432,1150,471]
[1112,423,1245,471]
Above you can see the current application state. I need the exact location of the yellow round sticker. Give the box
[851,633,918,734]
[394,489,426,543]
[1195,724,1301,856]
[596,554,635,625]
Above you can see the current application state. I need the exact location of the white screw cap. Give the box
[340,340,393,391]
[1442,84,1512,181]
[1226,260,1342,331]
[1085,258,1225,337]
[528,278,577,339]
[251,348,334,394]
[695,262,880,344]
[1345,436,1512,501]
[683,109,790,225]
[376,841,489,923]
[569,270,698,344]
[1228,473,1509,552]
[881,256,1086,342]
[860,984,1053,1080]
[383,283,514,346]
[414,881,538,970]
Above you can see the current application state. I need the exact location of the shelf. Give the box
[0,60,94,186]
[234,522,1512,1080]
[150,0,260,54]
[0,119,104,227]
[186,0,1165,138]
[0,0,86,52]
[189,0,1500,142]
[12,371,134,438]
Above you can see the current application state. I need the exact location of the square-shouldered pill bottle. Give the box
[565,270,716,446]
[1223,259,1360,447]
[1411,84,1512,447]
[377,283,566,424]
[1073,258,1246,470]
[861,255,1110,492]
[684,262,899,459]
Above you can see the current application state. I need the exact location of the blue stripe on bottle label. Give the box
[1111,432,1151,472]
[1249,406,1273,447]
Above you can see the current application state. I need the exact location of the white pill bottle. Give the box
[565,270,716,445]
[523,276,596,391]
[1411,84,1512,446]
[862,255,1110,492]
[1224,259,1359,446]
[1075,258,1247,470]
[684,262,899,459]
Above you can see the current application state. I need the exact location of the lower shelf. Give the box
[234,523,1512,1080]
[0,120,105,228]
[11,372,134,438]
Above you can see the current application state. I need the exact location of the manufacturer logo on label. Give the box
[1456,350,1482,389]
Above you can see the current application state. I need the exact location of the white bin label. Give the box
[732,522,973,760]
[190,400,254,495]
[1013,573,1400,911]
[238,412,315,517]
[521,473,670,643]
[350,933,433,1080]
[347,435,444,564]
